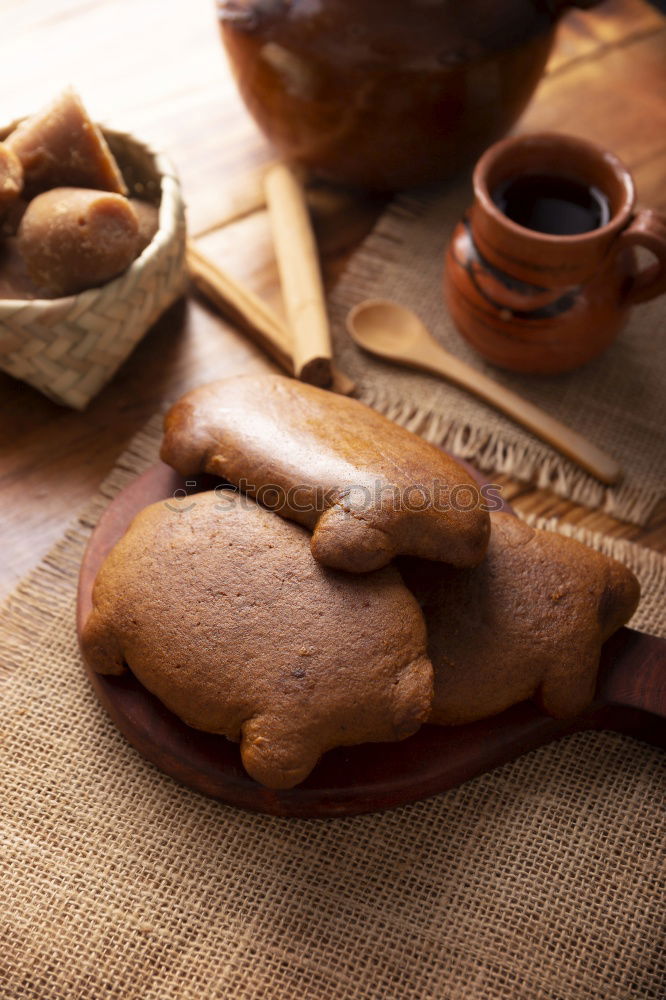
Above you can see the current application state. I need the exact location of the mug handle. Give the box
[619,209,666,306]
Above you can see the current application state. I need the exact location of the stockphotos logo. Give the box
[164,479,503,515]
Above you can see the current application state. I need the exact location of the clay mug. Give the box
[444,132,666,374]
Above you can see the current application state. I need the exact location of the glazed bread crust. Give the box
[80,490,433,789]
[160,374,490,574]
[400,513,640,725]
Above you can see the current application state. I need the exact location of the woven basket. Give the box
[0,126,187,410]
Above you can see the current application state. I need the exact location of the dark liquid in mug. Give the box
[492,173,611,236]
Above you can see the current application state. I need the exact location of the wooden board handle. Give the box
[590,628,666,746]
[264,163,333,387]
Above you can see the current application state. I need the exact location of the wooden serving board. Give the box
[76,462,666,818]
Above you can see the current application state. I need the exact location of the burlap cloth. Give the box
[1,418,665,1000]
[328,183,666,526]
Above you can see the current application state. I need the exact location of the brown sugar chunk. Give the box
[0,142,23,214]
[400,512,640,724]
[80,490,433,790]
[160,374,491,574]
[130,198,160,254]
[5,89,127,197]
[17,187,139,296]
[0,196,28,238]
[0,237,52,300]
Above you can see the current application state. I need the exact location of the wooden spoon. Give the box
[347,299,622,486]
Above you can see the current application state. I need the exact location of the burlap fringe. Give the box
[358,384,662,526]
[331,190,663,527]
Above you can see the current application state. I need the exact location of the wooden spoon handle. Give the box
[409,342,623,485]
[264,163,333,388]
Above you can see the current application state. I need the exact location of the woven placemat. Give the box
[328,184,666,526]
[1,416,665,1000]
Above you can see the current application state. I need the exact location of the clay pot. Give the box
[218,0,601,191]
[444,132,666,375]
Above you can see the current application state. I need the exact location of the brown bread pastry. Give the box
[80,490,433,790]
[400,513,640,724]
[160,374,491,574]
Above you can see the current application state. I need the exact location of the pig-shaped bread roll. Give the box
[400,513,640,724]
[80,490,434,790]
[160,374,491,574]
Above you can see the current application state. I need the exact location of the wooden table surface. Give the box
[0,0,665,602]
